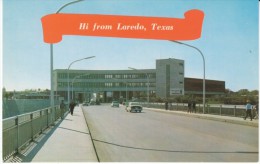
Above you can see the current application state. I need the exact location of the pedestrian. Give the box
[254,102,258,119]
[60,100,66,119]
[165,101,168,110]
[188,101,192,113]
[244,100,253,121]
[192,101,196,113]
[169,102,172,110]
[69,100,76,115]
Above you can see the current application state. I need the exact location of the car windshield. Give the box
[112,101,118,103]
[130,102,139,105]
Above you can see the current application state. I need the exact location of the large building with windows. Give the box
[53,58,225,102]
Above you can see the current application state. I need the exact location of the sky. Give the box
[1,0,259,92]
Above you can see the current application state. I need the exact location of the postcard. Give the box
[2,0,259,162]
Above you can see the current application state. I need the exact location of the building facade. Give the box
[53,58,225,102]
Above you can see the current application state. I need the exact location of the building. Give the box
[53,58,225,102]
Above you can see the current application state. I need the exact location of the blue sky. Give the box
[2,0,259,92]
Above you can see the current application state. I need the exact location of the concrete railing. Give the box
[2,105,67,161]
[140,102,249,118]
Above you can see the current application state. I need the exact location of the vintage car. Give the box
[125,102,143,113]
[111,101,120,107]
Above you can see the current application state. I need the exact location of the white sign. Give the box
[170,88,183,95]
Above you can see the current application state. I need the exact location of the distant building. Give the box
[53,58,225,102]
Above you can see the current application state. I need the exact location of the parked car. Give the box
[126,102,143,113]
[81,101,95,106]
[89,101,96,105]
[111,101,120,107]
[82,102,89,106]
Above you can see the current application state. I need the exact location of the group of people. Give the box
[187,101,196,113]
[244,100,258,121]
[164,100,196,113]
[59,100,77,119]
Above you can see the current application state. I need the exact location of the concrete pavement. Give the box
[7,106,98,162]
[6,104,258,162]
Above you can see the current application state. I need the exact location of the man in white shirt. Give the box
[244,100,253,121]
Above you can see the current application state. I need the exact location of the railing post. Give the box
[53,107,55,121]
[15,116,19,153]
[46,108,49,127]
[220,105,222,115]
[234,105,236,117]
[40,110,43,134]
[30,113,34,141]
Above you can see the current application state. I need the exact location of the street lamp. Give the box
[56,0,85,14]
[49,0,84,123]
[71,73,90,100]
[170,40,206,114]
[67,56,95,103]
[128,67,150,103]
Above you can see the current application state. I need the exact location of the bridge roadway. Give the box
[8,103,258,162]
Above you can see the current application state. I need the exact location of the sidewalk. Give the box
[145,107,258,127]
[7,106,98,162]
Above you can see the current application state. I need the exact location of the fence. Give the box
[2,105,67,161]
[140,102,248,117]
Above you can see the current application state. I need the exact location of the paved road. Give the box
[82,104,258,162]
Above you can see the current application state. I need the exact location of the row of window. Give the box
[57,82,156,88]
[58,73,156,79]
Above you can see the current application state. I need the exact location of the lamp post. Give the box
[71,73,90,100]
[170,40,205,114]
[49,0,84,123]
[67,56,95,103]
[50,0,85,105]
[128,67,150,103]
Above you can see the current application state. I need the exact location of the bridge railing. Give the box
[2,105,66,161]
[140,102,248,118]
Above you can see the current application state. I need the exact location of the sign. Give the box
[41,9,204,44]
[170,88,183,95]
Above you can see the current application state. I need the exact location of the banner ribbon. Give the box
[41,9,204,43]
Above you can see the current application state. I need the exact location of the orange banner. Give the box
[41,9,204,44]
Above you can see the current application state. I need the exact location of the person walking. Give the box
[169,102,172,110]
[60,100,66,119]
[188,101,192,113]
[192,101,196,113]
[244,100,253,121]
[69,100,76,115]
[165,101,168,110]
[255,103,259,119]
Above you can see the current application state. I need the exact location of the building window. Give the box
[58,73,67,79]
[105,83,113,87]
[105,75,113,79]
[115,74,121,79]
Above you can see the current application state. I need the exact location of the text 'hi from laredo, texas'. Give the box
[79,22,174,32]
